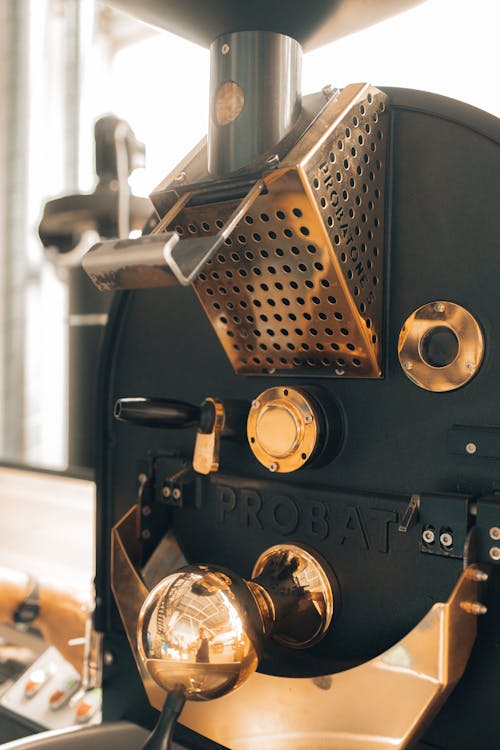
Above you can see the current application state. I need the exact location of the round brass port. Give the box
[247,387,320,472]
[398,301,484,392]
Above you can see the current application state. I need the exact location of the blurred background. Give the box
[0,0,498,475]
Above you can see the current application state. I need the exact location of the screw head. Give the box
[251,399,260,410]
[422,528,436,545]
[172,488,182,501]
[268,462,279,472]
[466,362,474,371]
[162,486,171,498]
[489,526,500,541]
[465,442,477,455]
[265,153,280,168]
[304,413,313,425]
[439,532,453,548]
[489,546,500,561]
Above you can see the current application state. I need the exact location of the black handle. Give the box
[114,397,201,428]
[142,689,185,750]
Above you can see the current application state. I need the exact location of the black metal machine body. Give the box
[92,87,500,748]
[36,2,500,749]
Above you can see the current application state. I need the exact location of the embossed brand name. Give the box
[215,484,397,553]
[317,159,375,306]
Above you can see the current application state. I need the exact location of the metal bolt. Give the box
[221,43,230,55]
[142,505,152,517]
[433,302,445,313]
[460,601,488,616]
[304,413,313,425]
[265,153,280,168]
[251,399,260,410]
[422,528,435,545]
[465,442,477,455]
[489,526,500,541]
[141,529,151,540]
[322,84,339,99]
[439,531,453,548]
[162,486,171,498]
[172,488,182,501]
[268,462,279,472]
[174,171,187,183]
[489,546,500,561]
[466,568,489,582]
[403,361,414,371]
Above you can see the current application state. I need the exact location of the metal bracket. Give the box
[419,493,470,559]
[82,180,264,290]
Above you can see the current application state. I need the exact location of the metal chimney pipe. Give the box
[208,30,302,177]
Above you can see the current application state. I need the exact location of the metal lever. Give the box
[114,397,203,429]
[114,396,247,475]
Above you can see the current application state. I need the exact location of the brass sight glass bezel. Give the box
[398,301,484,392]
[247,386,320,472]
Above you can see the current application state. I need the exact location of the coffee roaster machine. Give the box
[11,1,500,749]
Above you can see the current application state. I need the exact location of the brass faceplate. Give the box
[164,84,388,376]
[247,387,319,472]
[398,301,484,392]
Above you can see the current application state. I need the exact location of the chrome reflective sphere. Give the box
[137,566,263,701]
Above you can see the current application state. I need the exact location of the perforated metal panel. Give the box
[167,84,388,377]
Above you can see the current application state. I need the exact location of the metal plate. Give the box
[168,84,388,377]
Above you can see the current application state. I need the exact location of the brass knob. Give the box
[137,545,334,701]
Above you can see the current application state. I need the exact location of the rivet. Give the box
[266,153,280,168]
[221,43,230,55]
[335,368,345,376]
[489,526,500,541]
[103,651,115,667]
[141,529,151,540]
[162,486,171,498]
[433,302,445,313]
[252,399,260,410]
[269,462,279,472]
[142,505,152,517]
[422,528,435,545]
[304,413,313,425]
[465,442,477,455]
[489,546,500,561]
[466,362,474,371]
[172,488,182,501]
[404,361,414,371]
